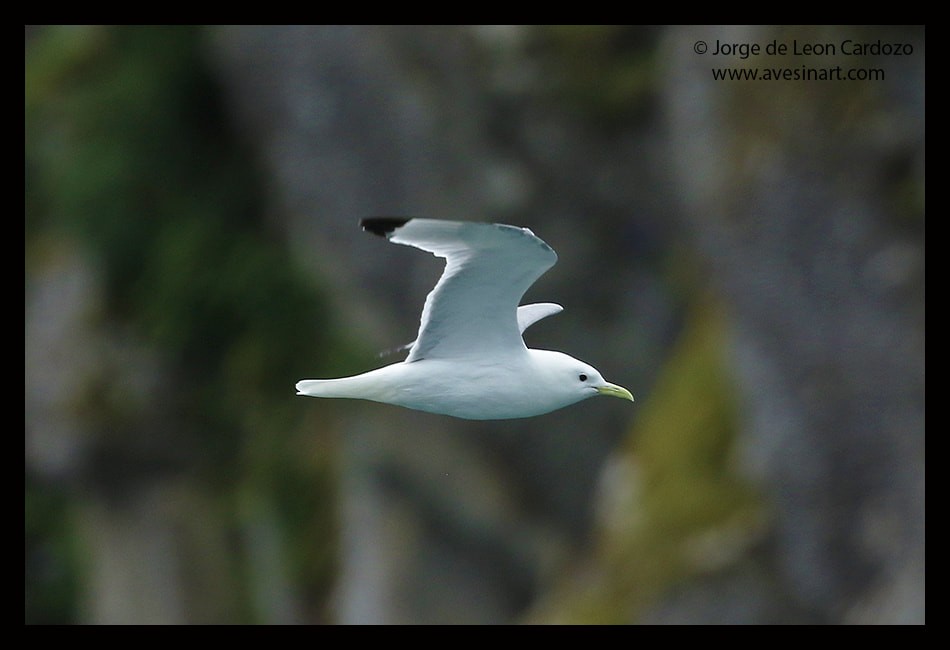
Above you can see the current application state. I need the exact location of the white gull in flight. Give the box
[296,218,633,419]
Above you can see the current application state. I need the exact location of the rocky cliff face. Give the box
[658,25,924,623]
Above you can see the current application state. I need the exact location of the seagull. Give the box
[296,218,634,420]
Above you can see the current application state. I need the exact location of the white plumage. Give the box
[296,218,633,419]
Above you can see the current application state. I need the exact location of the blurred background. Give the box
[25,25,924,624]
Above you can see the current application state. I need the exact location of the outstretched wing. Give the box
[361,218,558,362]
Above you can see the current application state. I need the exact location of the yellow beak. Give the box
[596,382,634,402]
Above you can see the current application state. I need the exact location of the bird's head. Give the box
[531,349,634,408]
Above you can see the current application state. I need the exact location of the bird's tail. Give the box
[296,364,402,401]
[296,379,354,398]
[295,374,389,400]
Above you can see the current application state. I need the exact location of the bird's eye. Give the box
[578,373,588,382]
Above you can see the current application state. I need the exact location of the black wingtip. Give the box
[360,217,412,237]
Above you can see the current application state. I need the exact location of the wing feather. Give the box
[361,218,558,361]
